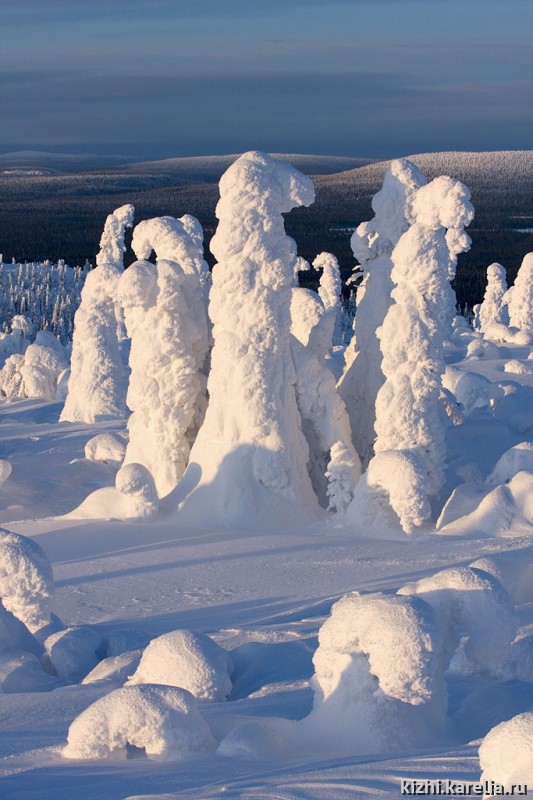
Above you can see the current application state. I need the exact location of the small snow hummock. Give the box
[84,432,127,469]
[478,263,509,332]
[370,175,474,531]
[338,158,427,469]
[487,442,533,485]
[127,629,233,701]
[478,712,533,792]
[299,591,446,754]
[62,684,216,761]
[398,566,517,676]
[42,625,102,681]
[119,215,209,497]
[68,463,159,522]
[0,528,54,634]
[177,151,322,528]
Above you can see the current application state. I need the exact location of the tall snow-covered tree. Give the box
[479,263,509,331]
[178,151,322,527]
[314,251,342,347]
[60,204,134,423]
[117,216,210,498]
[506,252,533,333]
[369,175,474,531]
[338,159,427,469]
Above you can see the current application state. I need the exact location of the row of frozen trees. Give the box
[41,152,533,530]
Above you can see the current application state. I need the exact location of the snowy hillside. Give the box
[0,152,532,799]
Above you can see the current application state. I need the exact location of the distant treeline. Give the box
[1,155,532,308]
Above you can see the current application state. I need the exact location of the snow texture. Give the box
[372,175,474,529]
[119,215,209,497]
[398,566,517,676]
[62,684,216,761]
[507,252,533,332]
[302,591,446,754]
[338,158,427,469]
[178,151,322,528]
[478,263,509,331]
[0,528,54,633]
[127,629,233,701]
[479,712,533,791]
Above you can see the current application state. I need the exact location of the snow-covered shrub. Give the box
[42,625,102,681]
[291,338,360,510]
[479,712,533,791]
[338,158,427,468]
[478,263,509,331]
[0,315,30,370]
[0,330,69,400]
[507,252,533,332]
[62,684,216,761]
[114,463,159,521]
[371,176,474,530]
[301,591,446,754]
[119,215,210,497]
[465,337,500,359]
[487,442,533,485]
[127,629,233,701]
[503,358,533,375]
[398,567,517,676]
[0,528,54,633]
[60,205,134,423]
[84,432,127,469]
[179,151,321,527]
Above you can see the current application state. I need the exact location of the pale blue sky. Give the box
[2,0,532,157]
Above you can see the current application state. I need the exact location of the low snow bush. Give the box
[300,591,447,754]
[479,712,533,792]
[127,629,233,701]
[398,567,517,676]
[42,626,102,681]
[0,528,54,633]
[487,442,533,484]
[84,432,127,469]
[62,684,216,761]
[114,463,159,521]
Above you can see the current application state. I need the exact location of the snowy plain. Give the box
[0,341,532,799]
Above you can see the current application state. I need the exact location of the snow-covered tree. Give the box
[314,251,342,347]
[178,151,321,527]
[370,176,474,531]
[338,159,427,469]
[290,287,331,362]
[506,252,533,332]
[117,216,210,497]
[479,262,509,331]
[60,205,134,423]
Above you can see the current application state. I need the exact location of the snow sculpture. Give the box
[478,263,509,331]
[60,204,134,422]
[62,684,216,761]
[178,151,322,527]
[127,629,233,701]
[507,252,533,333]
[398,566,517,676]
[338,159,427,469]
[301,591,446,754]
[117,215,209,497]
[479,712,533,792]
[370,175,474,529]
[0,528,54,633]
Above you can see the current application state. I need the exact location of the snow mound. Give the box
[503,359,533,374]
[290,287,329,360]
[82,650,143,687]
[69,463,159,522]
[497,635,533,683]
[0,460,12,485]
[300,591,446,754]
[466,338,500,359]
[492,382,533,433]
[0,528,54,633]
[0,603,42,655]
[217,720,285,760]
[479,712,533,791]
[84,432,127,468]
[0,649,60,693]
[101,627,150,657]
[128,629,233,701]
[487,442,533,485]
[442,367,500,413]
[43,626,102,681]
[398,567,517,675]
[62,684,216,761]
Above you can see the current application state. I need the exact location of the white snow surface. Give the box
[127,629,233,701]
[63,684,216,761]
[479,712,533,790]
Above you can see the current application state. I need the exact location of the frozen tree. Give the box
[370,176,474,530]
[178,151,321,528]
[338,159,427,469]
[479,263,509,331]
[117,216,209,497]
[0,528,54,634]
[290,288,331,362]
[0,330,69,400]
[314,251,342,346]
[506,252,533,332]
[60,205,134,422]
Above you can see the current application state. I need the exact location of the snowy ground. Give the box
[0,344,532,799]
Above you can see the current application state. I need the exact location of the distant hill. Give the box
[0,150,531,307]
